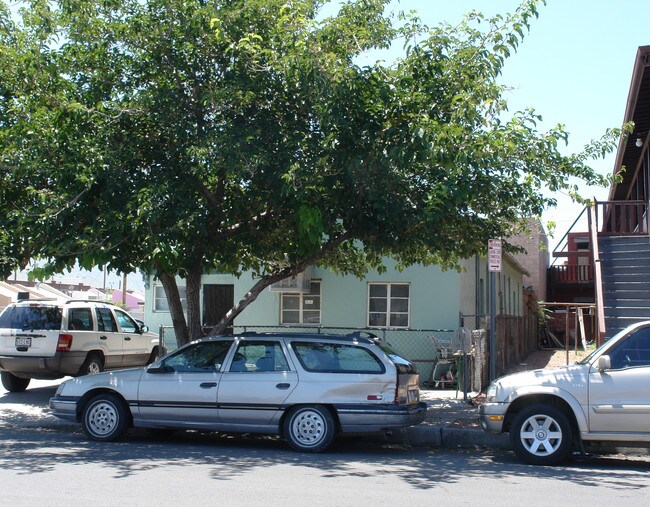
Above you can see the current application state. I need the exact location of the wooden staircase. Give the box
[600,235,650,338]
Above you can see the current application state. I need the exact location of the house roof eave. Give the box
[504,252,530,278]
[609,45,650,201]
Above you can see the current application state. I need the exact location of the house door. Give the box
[203,284,235,334]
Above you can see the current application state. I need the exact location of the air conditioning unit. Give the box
[269,266,312,293]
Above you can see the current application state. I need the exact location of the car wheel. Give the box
[284,405,336,453]
[81,393,131,442]
[1,371,31,392]
[78,353,104,376]
[510,404,573,465]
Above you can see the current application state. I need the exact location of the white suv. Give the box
[480,320,650,465]
[0,300,161,392]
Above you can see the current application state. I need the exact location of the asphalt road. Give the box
[1,380,650,506]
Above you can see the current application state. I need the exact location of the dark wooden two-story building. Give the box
[548,45,650,345]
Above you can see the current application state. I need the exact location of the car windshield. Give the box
[576,327,630,365]
[163,340,233,372]
[0,305,62,331]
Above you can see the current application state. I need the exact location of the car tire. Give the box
[81,393,131,442]
[1,371,31,392]
[284,405,336,453]
[510,403,573,465]
[78,353,104,376]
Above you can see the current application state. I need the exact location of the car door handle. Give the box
[100,336,107,340]
[124,337,131,341]
[200,382,218,389]
[276,383,291,390]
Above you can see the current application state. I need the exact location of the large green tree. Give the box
[1,0,621,345]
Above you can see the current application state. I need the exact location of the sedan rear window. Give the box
[0,305,62,331]
[229,340,290,372]
[376,342,418,375]
[291,341,385,374]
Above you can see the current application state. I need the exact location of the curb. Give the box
[404,424,510,450]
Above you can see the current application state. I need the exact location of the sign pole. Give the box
[490,271,496,382]
[488,239,502,382]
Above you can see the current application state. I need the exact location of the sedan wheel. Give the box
[81,393,130,442]
[284,405,336,453]
[510,404,572,465]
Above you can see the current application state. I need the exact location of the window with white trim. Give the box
[281,281,321,324]
[154,285,187,312]
[368,283,410,328]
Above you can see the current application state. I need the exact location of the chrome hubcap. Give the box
[520,414,563,456]
[87,362,101,374]
[87,402,118,436]
[291,411,325,446]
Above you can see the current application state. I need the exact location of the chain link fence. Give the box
[159,316,539,393]
[459,314,539,386]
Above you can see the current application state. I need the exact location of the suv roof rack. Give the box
[15,297,59,302]
[64,299,118,305]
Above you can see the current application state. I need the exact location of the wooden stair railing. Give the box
[588,204,606,346]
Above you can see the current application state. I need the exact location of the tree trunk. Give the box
[159,271,190,346]
[185,265,203,341]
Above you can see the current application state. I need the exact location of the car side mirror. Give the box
[146,361,173,374]
[139,324,149,334]
[597,355,611,372]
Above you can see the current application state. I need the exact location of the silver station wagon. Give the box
[50,332,426,452]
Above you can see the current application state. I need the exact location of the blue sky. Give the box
[376,0,650,251]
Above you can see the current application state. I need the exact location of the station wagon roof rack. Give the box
[347,331,380,341]
[221,331,382,344]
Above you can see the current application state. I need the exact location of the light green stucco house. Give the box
[143,253,529,367]
[142,248,533,387]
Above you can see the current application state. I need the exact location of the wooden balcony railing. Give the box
[595,200,647,235]
[548,264,593,285]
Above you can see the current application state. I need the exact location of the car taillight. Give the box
[57,333,73,351]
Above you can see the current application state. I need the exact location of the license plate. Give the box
[15,337,32,348]
[408,388,419,403]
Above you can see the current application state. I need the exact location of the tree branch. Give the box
[209,231,351,334]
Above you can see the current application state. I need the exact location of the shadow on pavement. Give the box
[0,425,649,492]
[0,384,60,407]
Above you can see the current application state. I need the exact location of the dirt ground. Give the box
[458,347,593,419]
[509,347,593,373]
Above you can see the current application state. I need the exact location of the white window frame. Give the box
[280,281,321,325]
[153,285,187,312]
[367,282,410,329]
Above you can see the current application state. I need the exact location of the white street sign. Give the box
[488,239,502,272]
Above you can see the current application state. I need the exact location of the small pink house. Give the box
[111,290,145,320]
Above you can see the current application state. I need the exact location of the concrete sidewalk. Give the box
[399,389,510,450]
